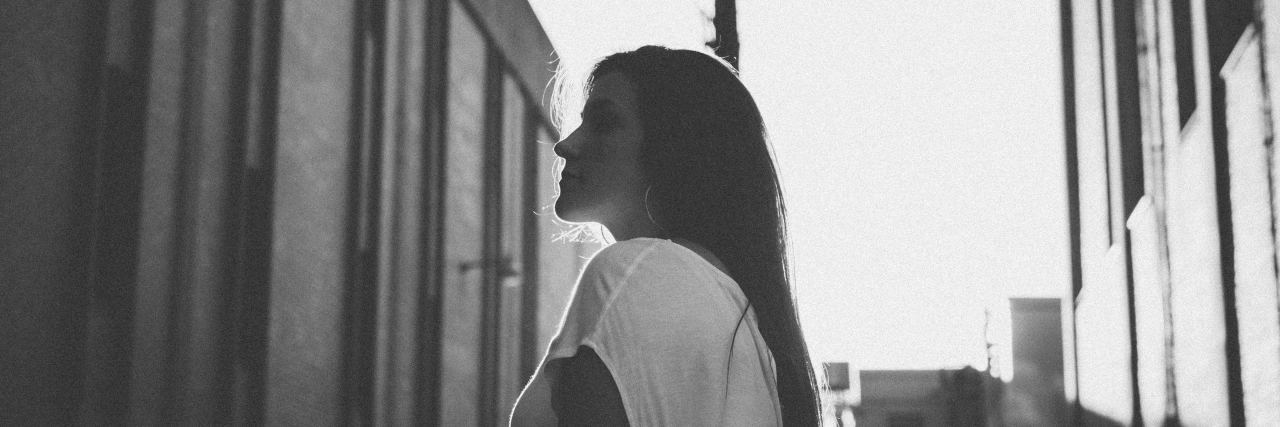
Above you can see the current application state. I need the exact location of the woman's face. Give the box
[553,73,647,226]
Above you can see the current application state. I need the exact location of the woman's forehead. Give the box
[586,73,637,110]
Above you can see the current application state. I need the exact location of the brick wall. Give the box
[1222,27,1280,427]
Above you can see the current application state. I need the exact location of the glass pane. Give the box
[439,2,485,425]
[497,74,526,414]
[1171,0,1197,126]
[534,125,587,362]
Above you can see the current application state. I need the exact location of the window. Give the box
[1171,0,1197,126]
[439,3,487,424]
[496,73,528,419]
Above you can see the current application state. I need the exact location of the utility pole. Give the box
[709,0,739,69]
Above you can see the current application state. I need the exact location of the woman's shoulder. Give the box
[584,238,666,271]
[548,238,698,359]
[568,239,667,312]
[585,238,744,312]
[584,238,720,281]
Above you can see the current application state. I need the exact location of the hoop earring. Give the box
[644,185,669,237]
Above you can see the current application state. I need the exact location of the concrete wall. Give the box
[436,3,595,423]
[0,0,582,424]
[1221,25,1280,427]
[0,1,105,424]
[1065,0,1280,424]
[439,4,488,423]
[1066,0,1135,422]
[262,1,358,424]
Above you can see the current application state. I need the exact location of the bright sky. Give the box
[527,0,1070,373]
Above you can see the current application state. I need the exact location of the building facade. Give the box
[0,0,597,425]
[853,368,1000,427]
[1061,0,1280,424]
[1005,298,1067,426]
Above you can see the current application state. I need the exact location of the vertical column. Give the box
[128,2,274,423]
[263,0,358,424]
[226,1,282,425]
[1069,0,1136,421]
[1256,1,1280,422]
[1112,0,1150,423]
[0,1,107,424]
[369,0,435,424]
[1127,1,1178,424]
[519,107,545,387]
[496,75,530,421]
[1164,0,1233,423]
[1057,1,1084,422]
[1221,26,1280,427]
[418,0,452,422]
[79,0,152,424]
[438,2,488,424]
[1264,2,1280,295]
[478,45,505,427]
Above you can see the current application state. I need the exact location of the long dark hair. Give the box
[557,45,822,425]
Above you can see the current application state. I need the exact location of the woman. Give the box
[510,46,822,426]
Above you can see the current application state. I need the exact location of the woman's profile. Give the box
[509,45,822,426]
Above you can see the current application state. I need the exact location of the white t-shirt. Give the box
[509,237,782,426]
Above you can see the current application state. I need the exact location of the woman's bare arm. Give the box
[550,346,629,426]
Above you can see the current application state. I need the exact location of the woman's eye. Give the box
[586,111,617,132]
[593,119,613,131]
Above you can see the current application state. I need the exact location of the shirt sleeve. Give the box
[514,241,654,427]
[567,241,743,426]
[518,239,779,427]
[544,239,661,361]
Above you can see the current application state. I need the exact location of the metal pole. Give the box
[710,0,739,69]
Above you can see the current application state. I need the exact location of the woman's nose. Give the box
[553,130,578,159]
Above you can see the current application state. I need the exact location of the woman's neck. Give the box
[603,214,666,242]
